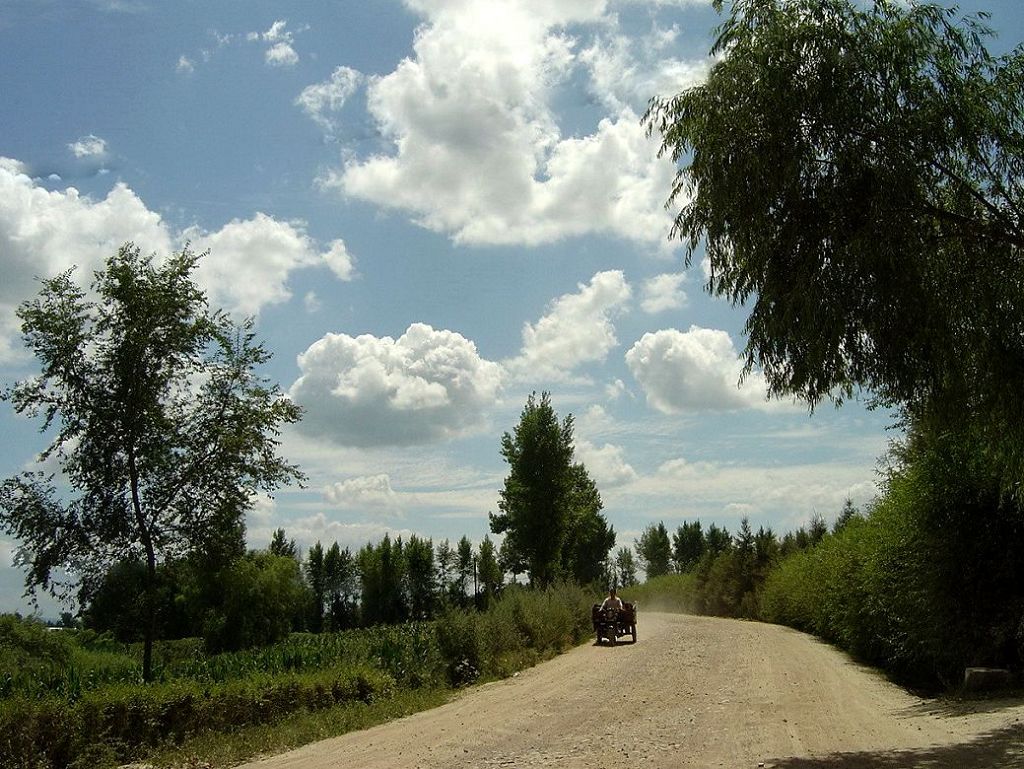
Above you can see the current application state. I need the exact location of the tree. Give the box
[833,498,859,534]
[455,535,474,606]
[358,534,407,625]
[203,550,308,652]
[808,513,828,547]
[405,534,436,619]
[477,535,503,605]
[560,464,616,586]
[645,0,1024,486]
[705,524,732,558]
[753,526,779,578]
[324,542,358,630]
[490,392,576,586]
[0,245,304,680]
[80,559,153,642]
[672,521,705,573]
[635,522,672,579]
[435,538,455,600]
[734,517,757,604]
[498,536,526,583]
[615,546,638,588]
[270,528,298,560]
[305,541,326,632]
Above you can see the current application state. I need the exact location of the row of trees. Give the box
[84,526,511,651]
[633,505,853,582]
[629,505,857,617]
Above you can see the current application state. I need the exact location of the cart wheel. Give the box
[631,625,637,643]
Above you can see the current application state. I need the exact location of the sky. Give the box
[1,0,1021,616]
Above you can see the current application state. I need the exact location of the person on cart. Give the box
[600,587,624,612]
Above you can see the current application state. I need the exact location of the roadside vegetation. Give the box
[0,582,592,769]
[625,430,1024,690]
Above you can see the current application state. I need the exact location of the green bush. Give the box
[435,609,483,686]
[761,429,1024,688]
[435,582,591,687]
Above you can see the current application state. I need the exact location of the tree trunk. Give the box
[128,448,156,683]
[143,546,156,682]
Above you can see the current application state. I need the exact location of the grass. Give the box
[144,687,452,769]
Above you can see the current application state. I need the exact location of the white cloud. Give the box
[184,213,350,317]
[262,19,290,42]
[248,512,416,553]
[67,134,109,159]
[700,255,712,283]
[605,378,629,400]
[290,323,504,447]
[266,41,299,67]
[176,55,195,74]
[656,456,720,479]
[322,238,355,281]
[0,160,172,360]
[580,24,711,113]
[304,291,321,313]
[250,19,301,67]
[90,0,148,12]
[324,474,401,515]
[325,0,678,249]
[621,455,881,526]
[508,270,631,381]
[248,493,277,525]
[296,66,363,133]
[640,272,687,313]
[0,158,27,175]
[625,326,775,413]
[0,159,353,359]
[576,439,637,487]
[403,0,607,24]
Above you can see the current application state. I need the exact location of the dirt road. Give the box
[239,613,1024,768]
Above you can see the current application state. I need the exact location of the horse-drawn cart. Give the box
[592,601,637,645]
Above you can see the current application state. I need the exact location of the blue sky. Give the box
[1,0,1020,615]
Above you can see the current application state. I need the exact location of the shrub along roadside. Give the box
[145,686,451,769]
[760,433,1024,689]
[636,431,1024,692]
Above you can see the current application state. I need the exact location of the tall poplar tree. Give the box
[490,392,576,586]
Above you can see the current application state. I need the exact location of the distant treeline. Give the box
[79,529,514,654]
